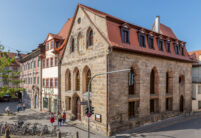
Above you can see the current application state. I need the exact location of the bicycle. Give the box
[22,122,31,135]
[40,125,49,136]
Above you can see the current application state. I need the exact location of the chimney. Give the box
[152,16,160,33]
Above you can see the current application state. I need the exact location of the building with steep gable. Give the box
[59,4,194,136]
[40,18,73,113]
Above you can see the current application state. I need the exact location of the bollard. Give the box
[5,128,10,138]
[76,131,79,138]
[57,130,61,138]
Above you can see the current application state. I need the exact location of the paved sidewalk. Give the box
[0,105,107,138]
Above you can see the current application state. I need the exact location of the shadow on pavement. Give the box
[9,112,49,121]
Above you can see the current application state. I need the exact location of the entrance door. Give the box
[76,98,81,120]
[34,95,38,108]
[180,96,184,112]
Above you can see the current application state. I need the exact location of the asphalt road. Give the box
[129,116,201,138]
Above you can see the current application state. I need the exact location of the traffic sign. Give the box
[80,101,88,105]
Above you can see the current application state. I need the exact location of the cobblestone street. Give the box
[2,102,201,138]
[0,102,108,138]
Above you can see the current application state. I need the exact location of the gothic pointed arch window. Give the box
[150,67,159,113]
[150,69,155,94]
[65,69,71,91]
[129,67,135,95]
[83,66,92,92]
[87,28,93,47]
[74,68,80,91]
[86,69,91,92]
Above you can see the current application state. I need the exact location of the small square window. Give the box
[46,43,49,51]
[138,33,146,47]
[180,45,185,56]
[148,36,154,49]
[158,39,163,51]
[174,44,179,55]
[166,41,171,53]
[121,28,129,43]
[51,41,54,49]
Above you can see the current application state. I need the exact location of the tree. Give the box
[0,44,25,98]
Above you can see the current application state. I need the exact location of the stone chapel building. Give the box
[59,4,194,136]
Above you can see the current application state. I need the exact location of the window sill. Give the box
[128,94,140,101]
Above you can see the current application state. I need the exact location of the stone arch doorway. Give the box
[72,94,81,121]
[180,95,184,112]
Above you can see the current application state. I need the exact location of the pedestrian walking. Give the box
[5,106,10,115]
[22,103,26,111]
[16,104,20,112]
[62,111,66,125]
[57,112,62,127]
[50,112,55,126]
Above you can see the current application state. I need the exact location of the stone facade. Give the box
[107,51,192,134]
[61,6,109,135]
[60,4,193,136]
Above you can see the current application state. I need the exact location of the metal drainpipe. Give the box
[106,46,112,136]
[40,56,43,111]
[57,55,61,115]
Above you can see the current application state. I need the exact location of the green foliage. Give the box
[0,45,24,98]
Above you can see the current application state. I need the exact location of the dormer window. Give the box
[148,36,154,49]
[158,39,163,51]
[138,33,146,47]
[51,41,54,49]
[165,41,171,53]
[180,45,185,56]
[174,44,179,55]
[46,43,49,51]
[121,28,129,43]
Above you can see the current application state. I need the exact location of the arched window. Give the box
[129,67,135,95]
[150,67,159,113]
[86,69,91,92]
[166,72,169,93]
[70,38,75,53]
[150,69,155,94]
[65,70,71,91]
[76,71,80,91]
[87,28,93,47]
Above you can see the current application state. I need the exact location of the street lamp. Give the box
[87,69,130,138]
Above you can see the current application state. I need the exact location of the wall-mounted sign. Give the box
[95,114,101,122]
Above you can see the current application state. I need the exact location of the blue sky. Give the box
[0,0,200,53]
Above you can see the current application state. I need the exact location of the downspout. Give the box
[106,46,113,136]
[57,54,62,113]
[40,56,43,111]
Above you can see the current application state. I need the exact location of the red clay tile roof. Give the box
[78,4,193,62]
[189,50,201,60]
[160,24,177,39]
[54,18,73,57]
